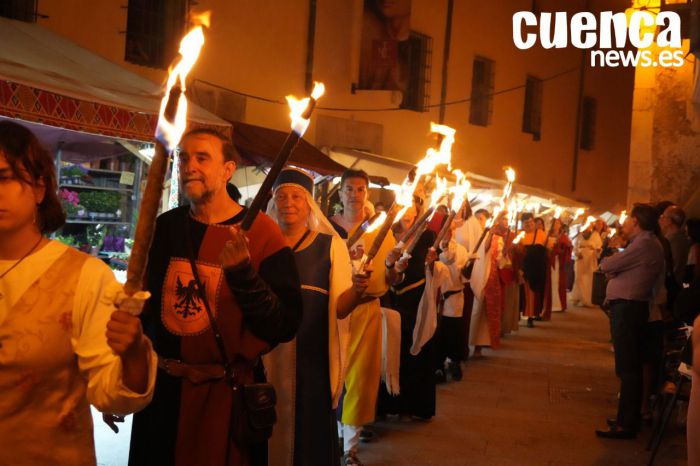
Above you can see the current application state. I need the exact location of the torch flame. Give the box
[156,14,210,151]
[394,205,411,224]
[486,205,503,229]
[512,231,526,244]
[610,228,617,237]
[450,170,470,212]
[311,82,325,100]
[497,167,516,209]
[554,207,562,220]
[508,200,518,228]
[619,210,628,225]
[394,122,456,223]
[286,81,325,137]
[365,211,387,234]
[582,215,596,231]
[430,176,448,207]
[573,208,585,221]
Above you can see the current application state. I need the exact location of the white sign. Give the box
[512,10,684,68]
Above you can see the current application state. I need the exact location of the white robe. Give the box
[571,231,602,307]
[439,240,468,318]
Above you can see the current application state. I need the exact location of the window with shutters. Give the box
[0,0,37,22]
[580,96,597,150]
[469,57,494,127]
[125,0,188,69]
[522,75,543,141]
[400,31,432,112]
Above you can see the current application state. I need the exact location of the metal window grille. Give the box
[0,0,37,22]
[522,75,543,141]
[124,0,188,69]
[400,31,432,112]
[469,56,495,127]
[580,96,597,150]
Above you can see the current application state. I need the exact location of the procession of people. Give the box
[2,117,700,466]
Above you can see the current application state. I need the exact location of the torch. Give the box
[395,206,435,249]
[396,175,447,249]
[460,206,502,279]
[397,175,450,259]
[347,211,385,249]
[360,123,455,269]
[504,199,519,245]
[361,205,402,269]
[572,215,596,240]
[123,14,209,300]
[511,231,526,244]
[568,207,585,227]
[619,209,628,226]
[240,82,325,231]
[432,172,470,250]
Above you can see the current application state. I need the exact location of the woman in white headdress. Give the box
[265,167,368,466]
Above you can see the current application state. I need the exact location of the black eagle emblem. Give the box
[174,276,205,318]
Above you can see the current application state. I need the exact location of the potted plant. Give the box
[59,189,80,218]
[104,192,120,219]
[86,224,105,255]
[79,192,98,219]
[61,164,89,185]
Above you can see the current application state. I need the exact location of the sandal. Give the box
[344,452,364,466]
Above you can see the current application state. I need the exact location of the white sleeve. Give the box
[439,239,457,264]
[329,235,354,319]
[452,243,469,270]
[72,258,157,415]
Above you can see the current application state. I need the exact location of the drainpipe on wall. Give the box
[305,0,317,93]
[438,0,454,124]
[571,0,589,192]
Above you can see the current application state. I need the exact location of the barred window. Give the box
[469,56,495,127]
[125,0,188,69]
[522,75,543,141]
[580,96,597,150]
[0,0,37,22]
[400,31,432,112]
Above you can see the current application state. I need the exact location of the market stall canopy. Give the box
[233,121,347,176]
[0,17,230,143]
[465,172,589,210]
[328,147,414,185]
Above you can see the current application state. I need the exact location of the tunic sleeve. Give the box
[225,247,303,345]
[72,257,157,415]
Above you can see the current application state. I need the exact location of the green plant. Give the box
[54,234,78,247]
[86,225,105,249]
[61,164,88,178]
[80,192,120,213]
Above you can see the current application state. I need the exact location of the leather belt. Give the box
[158,358,228,385]
[442,289,463,300]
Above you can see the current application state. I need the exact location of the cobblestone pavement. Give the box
[357,306,688,466]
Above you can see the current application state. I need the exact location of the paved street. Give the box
[359,306,688,466]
